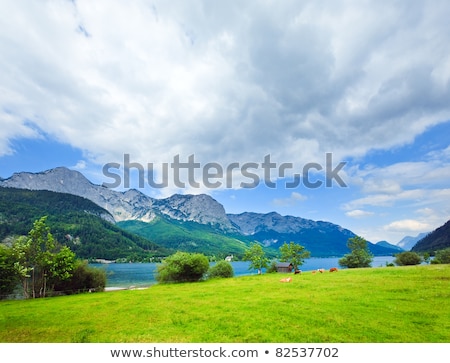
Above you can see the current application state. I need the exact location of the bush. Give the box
[433,248,450,264]
[394,251,422,266]
[339,236,373,268]
[0,245,19,299]
[208,260,234,279]
[53,260,106,294]
[266,260,278,273]
[156,251,209,283]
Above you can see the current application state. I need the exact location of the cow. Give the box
[318,268,325,273]
[294,269,302,274]
[280,277,292,283]
[311,270,316,274]
[329,267,338,272]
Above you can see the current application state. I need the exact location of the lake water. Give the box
[91,256,396,288]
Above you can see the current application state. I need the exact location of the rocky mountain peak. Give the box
[227,211,321,235]
[156,193,235,231]
[0,167,234,229]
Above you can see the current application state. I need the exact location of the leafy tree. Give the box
[53,260,106,294]
[394,251,422,266]
[208,260,234,279]
[266,259,279,273]
[339,236,373,268]
[243,243,269,274]
[156,251,209,283]
[0,245,19,299]
[279,241,311,271]
[432,248,450,264]
[11,216,76,298]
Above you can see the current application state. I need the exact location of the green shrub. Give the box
[433,248,450,264]
[53,260,106,294]
[208,260,234,279]
[266,260,279,273]
[0,245,19,299]
[394,251,422,266]
[156,251,209,283]
[339,236,373,268]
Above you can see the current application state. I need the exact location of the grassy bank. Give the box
[1,264,449,342]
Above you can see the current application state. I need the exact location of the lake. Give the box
[90,256,396,288]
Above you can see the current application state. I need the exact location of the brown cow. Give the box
[318,268,325,273]
[280,277,292,283]
[329,267,338,272]
[294,269,302,274]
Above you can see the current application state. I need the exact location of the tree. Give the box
[243,243,269,274]
[11,216,76,298]
[208,260,234,279]
[53,260,106,294]
[156,251,209,283]
[432,248,450,264]
[339,236,373,268]
[279,241,310,271]
[394,251,422,266]
[0,245,19,299]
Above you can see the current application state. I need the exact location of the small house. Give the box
[276,262,294,273]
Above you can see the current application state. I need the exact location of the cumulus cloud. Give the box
[345,209,375,218]
[343,188,450,210]
[1,0,450,184]
[384,219,431,233]
[273,192,307,207]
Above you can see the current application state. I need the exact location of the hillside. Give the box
[412,219,450,253]
[1,167,403,258]
[1,265,449,343]
[0,188,169,260]
[117,217,255,259]
[376,241,404,252]
[397,232,429,251]
[228,212,398,257]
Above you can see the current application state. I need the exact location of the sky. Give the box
[1,0,450,245]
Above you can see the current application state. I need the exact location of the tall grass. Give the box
[0,264,449,342]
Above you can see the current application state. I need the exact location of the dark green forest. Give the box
[0,188,170,260]
[412,219,450,253]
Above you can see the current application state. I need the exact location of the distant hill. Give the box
[397,232,429,251]
[0,187,169,260]
[117,218,254,259]
[1,167,402,258]
[376,241,404,252]
[412,220,450,253]
[227,212,399,257]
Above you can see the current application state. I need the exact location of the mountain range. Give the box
[1,167,405,258]
[396,233,429,251]
[412,220,450,253]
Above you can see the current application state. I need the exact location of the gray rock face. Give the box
[1,167,155,222]
[0,167,234,229]
[227,211,326,235]
[155,194,235,230]
[0,167,362,244]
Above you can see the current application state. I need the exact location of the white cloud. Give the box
[1,0,450,174]
[345,209,375,218]
[72,160,87,170]
[273,192,307,207]
[384,219,431,233]
[343,188,450,210]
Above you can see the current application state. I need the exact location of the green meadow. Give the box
[1,264,449,343]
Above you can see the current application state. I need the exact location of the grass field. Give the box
[0,264,449,343]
